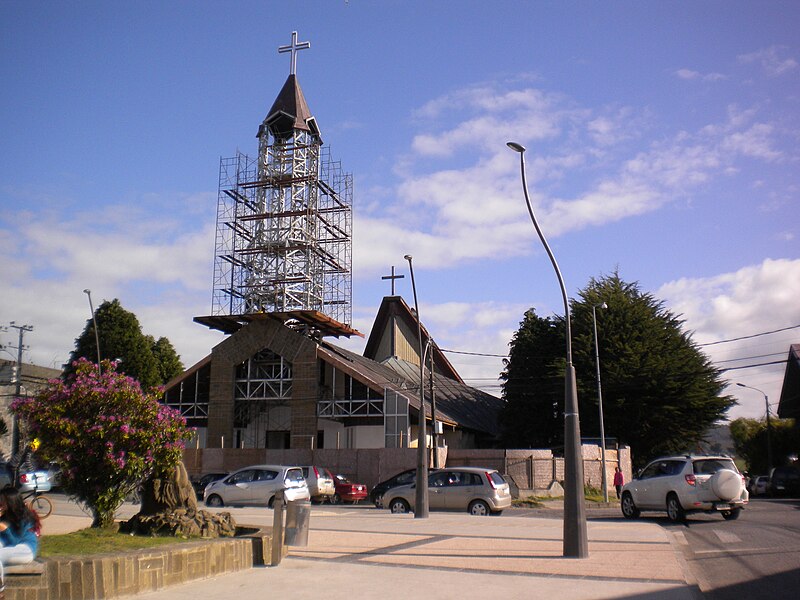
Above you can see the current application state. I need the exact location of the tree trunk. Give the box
[92,508,117,529]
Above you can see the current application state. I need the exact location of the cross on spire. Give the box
[278,31,311,76]
[381,266,405,295]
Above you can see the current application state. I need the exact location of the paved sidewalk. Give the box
[114,509,701,600]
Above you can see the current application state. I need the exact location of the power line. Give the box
[699,324,800,347]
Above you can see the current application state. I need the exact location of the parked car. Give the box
[332,474,368,504]
[384,467,511,516]
[370,468,419,508]
[300,466,335,503]
[748,475,769,497]
[621,455,748,522]
[769,466,800,497]
[191,472,228,499]
[204,465,309,508]
[0,461,52,493]
[18,470,52,493]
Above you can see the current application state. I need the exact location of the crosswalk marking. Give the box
[713,529,741,544]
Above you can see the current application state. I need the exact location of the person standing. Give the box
[613,466,624,499]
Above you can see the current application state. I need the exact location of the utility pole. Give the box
[8,322,33,456]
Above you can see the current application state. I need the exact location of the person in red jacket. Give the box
[613,467,625,499]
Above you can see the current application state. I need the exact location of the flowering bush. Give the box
[12,358,192,528]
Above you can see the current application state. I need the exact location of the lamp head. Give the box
[506,141,526,153]
[404,254,413,261]
[736,383,746,388]
[83,289,91,295]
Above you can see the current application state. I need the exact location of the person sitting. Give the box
[0,487,40,566]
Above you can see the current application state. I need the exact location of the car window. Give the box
[639,463,661,479]
[429,472,450,487]
[488,472,505,487]
[229,470,255,484]
[693,459,736,475]
[665,461,685,476]
[396,471,415,485]
[285,468,305,483]
[254,470,278,481]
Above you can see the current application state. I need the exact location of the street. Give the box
[661,498,800,599]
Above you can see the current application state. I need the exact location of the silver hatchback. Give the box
[385,467,511,516]
[204,465,310,508]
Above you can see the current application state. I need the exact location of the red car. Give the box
[332,474,368,504]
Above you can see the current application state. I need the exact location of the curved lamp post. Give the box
[83,289,102,373]
[736,383,773,471]
[507,141,588,558]
[592,302,608,503]
[405,254,429,518]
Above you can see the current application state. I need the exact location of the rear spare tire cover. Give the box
[711,469,741,501]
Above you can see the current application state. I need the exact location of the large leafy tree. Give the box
[500,272,734,466]
[65,299,183,389]
[499,310,565,448]
[12,358,192,528]
[729,417,799,474]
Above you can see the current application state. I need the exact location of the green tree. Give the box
[499,309,565,448]
[729,417,799,473]
[150,336,183,384]
[500,272,734,466]
[66,299,183,388]
[12,358,192,528]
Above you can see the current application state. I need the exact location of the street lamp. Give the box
[592,302,608,503]
[736,383,773,471]
[404,254,429,518]
[83,289,101,373]
[507,141,588,558]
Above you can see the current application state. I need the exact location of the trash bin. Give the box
[284,499,311,546]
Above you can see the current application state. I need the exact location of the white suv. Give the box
[621,455,748,522]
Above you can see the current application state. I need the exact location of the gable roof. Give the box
[778,343,800,419]
[318,341,503,437]
[363,295,462,382]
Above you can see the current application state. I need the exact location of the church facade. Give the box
[162,33,504,453]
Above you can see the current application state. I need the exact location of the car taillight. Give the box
[685,474,696,486]
[19,474,30,484]
[486,472,497,489]
[312,466,320,477]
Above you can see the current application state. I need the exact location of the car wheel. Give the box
[621,492,640,519]
[331,493,341,505]
[373,493,383,508]
[205,494,224,508]
[666,493,685,522]
[389,498,410,514]
[468,500,490,516]
[268,496,275,509]
[721,508,741,521]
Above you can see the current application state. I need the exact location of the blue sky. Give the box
[1,1,798,422]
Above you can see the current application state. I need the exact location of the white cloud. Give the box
[674,68,727,82]
[738,46,799,77]
[658,258,800,420]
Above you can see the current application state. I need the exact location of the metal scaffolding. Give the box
[211,136,352,326]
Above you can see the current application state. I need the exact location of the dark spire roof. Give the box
[258,74,320,140]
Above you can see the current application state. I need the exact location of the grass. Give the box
[39,527,193,558]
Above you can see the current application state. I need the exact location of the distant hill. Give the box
[700,423,737,457]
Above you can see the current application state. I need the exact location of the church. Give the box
[162,33,504,454]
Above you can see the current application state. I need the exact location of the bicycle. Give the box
[21,487,53,519]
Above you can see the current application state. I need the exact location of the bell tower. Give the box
[205,32,353,334]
